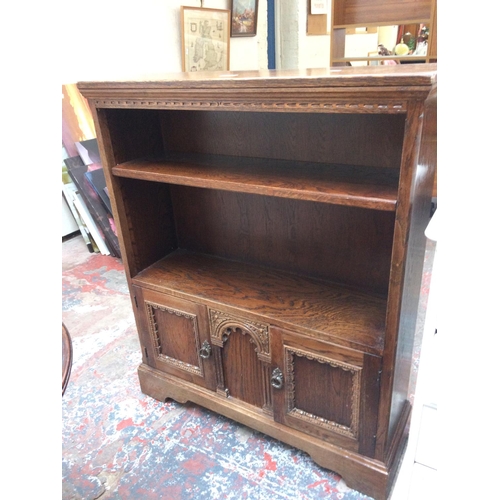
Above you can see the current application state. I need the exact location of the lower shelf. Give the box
[132,250,387,355]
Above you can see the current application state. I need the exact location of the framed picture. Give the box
[231,0,258,37]
[181,7,230,72]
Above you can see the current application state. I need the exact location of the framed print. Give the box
[181,7,230,72]
[231,0,258,37]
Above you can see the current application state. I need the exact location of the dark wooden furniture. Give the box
[78,65,437,500]
[62,323,72,395]
[330,0,437,66]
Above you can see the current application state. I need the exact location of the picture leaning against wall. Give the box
[181,7,230,72]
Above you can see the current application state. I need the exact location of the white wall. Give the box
[298,29,330,69]
[232,0,268,71]
[275,0,299,69]
[276,0,330,70]
[298,0,330,69]
[61,0,337,83]
[62,0,267,84]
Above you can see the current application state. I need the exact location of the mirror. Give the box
[344,24,430,66]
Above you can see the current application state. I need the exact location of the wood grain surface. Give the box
[132,251,387,354]
[113,153,400,211]
[81,65,437,500]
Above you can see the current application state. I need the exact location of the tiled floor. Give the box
[62,234,435,500]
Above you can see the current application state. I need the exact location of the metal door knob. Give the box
[270,367,284,389]
[199,341,212,359]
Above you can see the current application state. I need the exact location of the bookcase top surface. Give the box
[77,64,437,93]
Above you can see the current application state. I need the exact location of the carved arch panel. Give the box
[209,309,272,413]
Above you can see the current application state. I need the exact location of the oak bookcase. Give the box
[78,64,437,500]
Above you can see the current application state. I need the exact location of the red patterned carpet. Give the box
[62,234,433,499]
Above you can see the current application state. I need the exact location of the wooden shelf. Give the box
[132,250,387,354]
[333,19,431,30]
[113,153,399,211]
[333,56,427,64]
[331,0,433,27]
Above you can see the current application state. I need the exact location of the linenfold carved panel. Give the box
[145,301,203,377]
[284,346,361,439]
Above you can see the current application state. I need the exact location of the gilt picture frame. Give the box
[230,0,258,37]
[181,7,230,72]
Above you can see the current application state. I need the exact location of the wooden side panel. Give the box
[359,353,383,457]
[428,0,437,61]
[171,186,395,296]
[161,110,406,169]
[331,28,347,65]
[375,91,436,459]
[387,86,436,441]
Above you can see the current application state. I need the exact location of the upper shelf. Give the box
[112,153,400,211]
[332,19,431,30]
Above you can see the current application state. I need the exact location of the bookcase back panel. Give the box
[171,186,395,295]
[103,108,164,164]
[160,110,406,169]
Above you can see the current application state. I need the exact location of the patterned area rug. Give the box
[62,235,433,499]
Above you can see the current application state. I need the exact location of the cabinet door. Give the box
[208,309,273,415]
[271,326,381,456]
[133,286,216,391]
